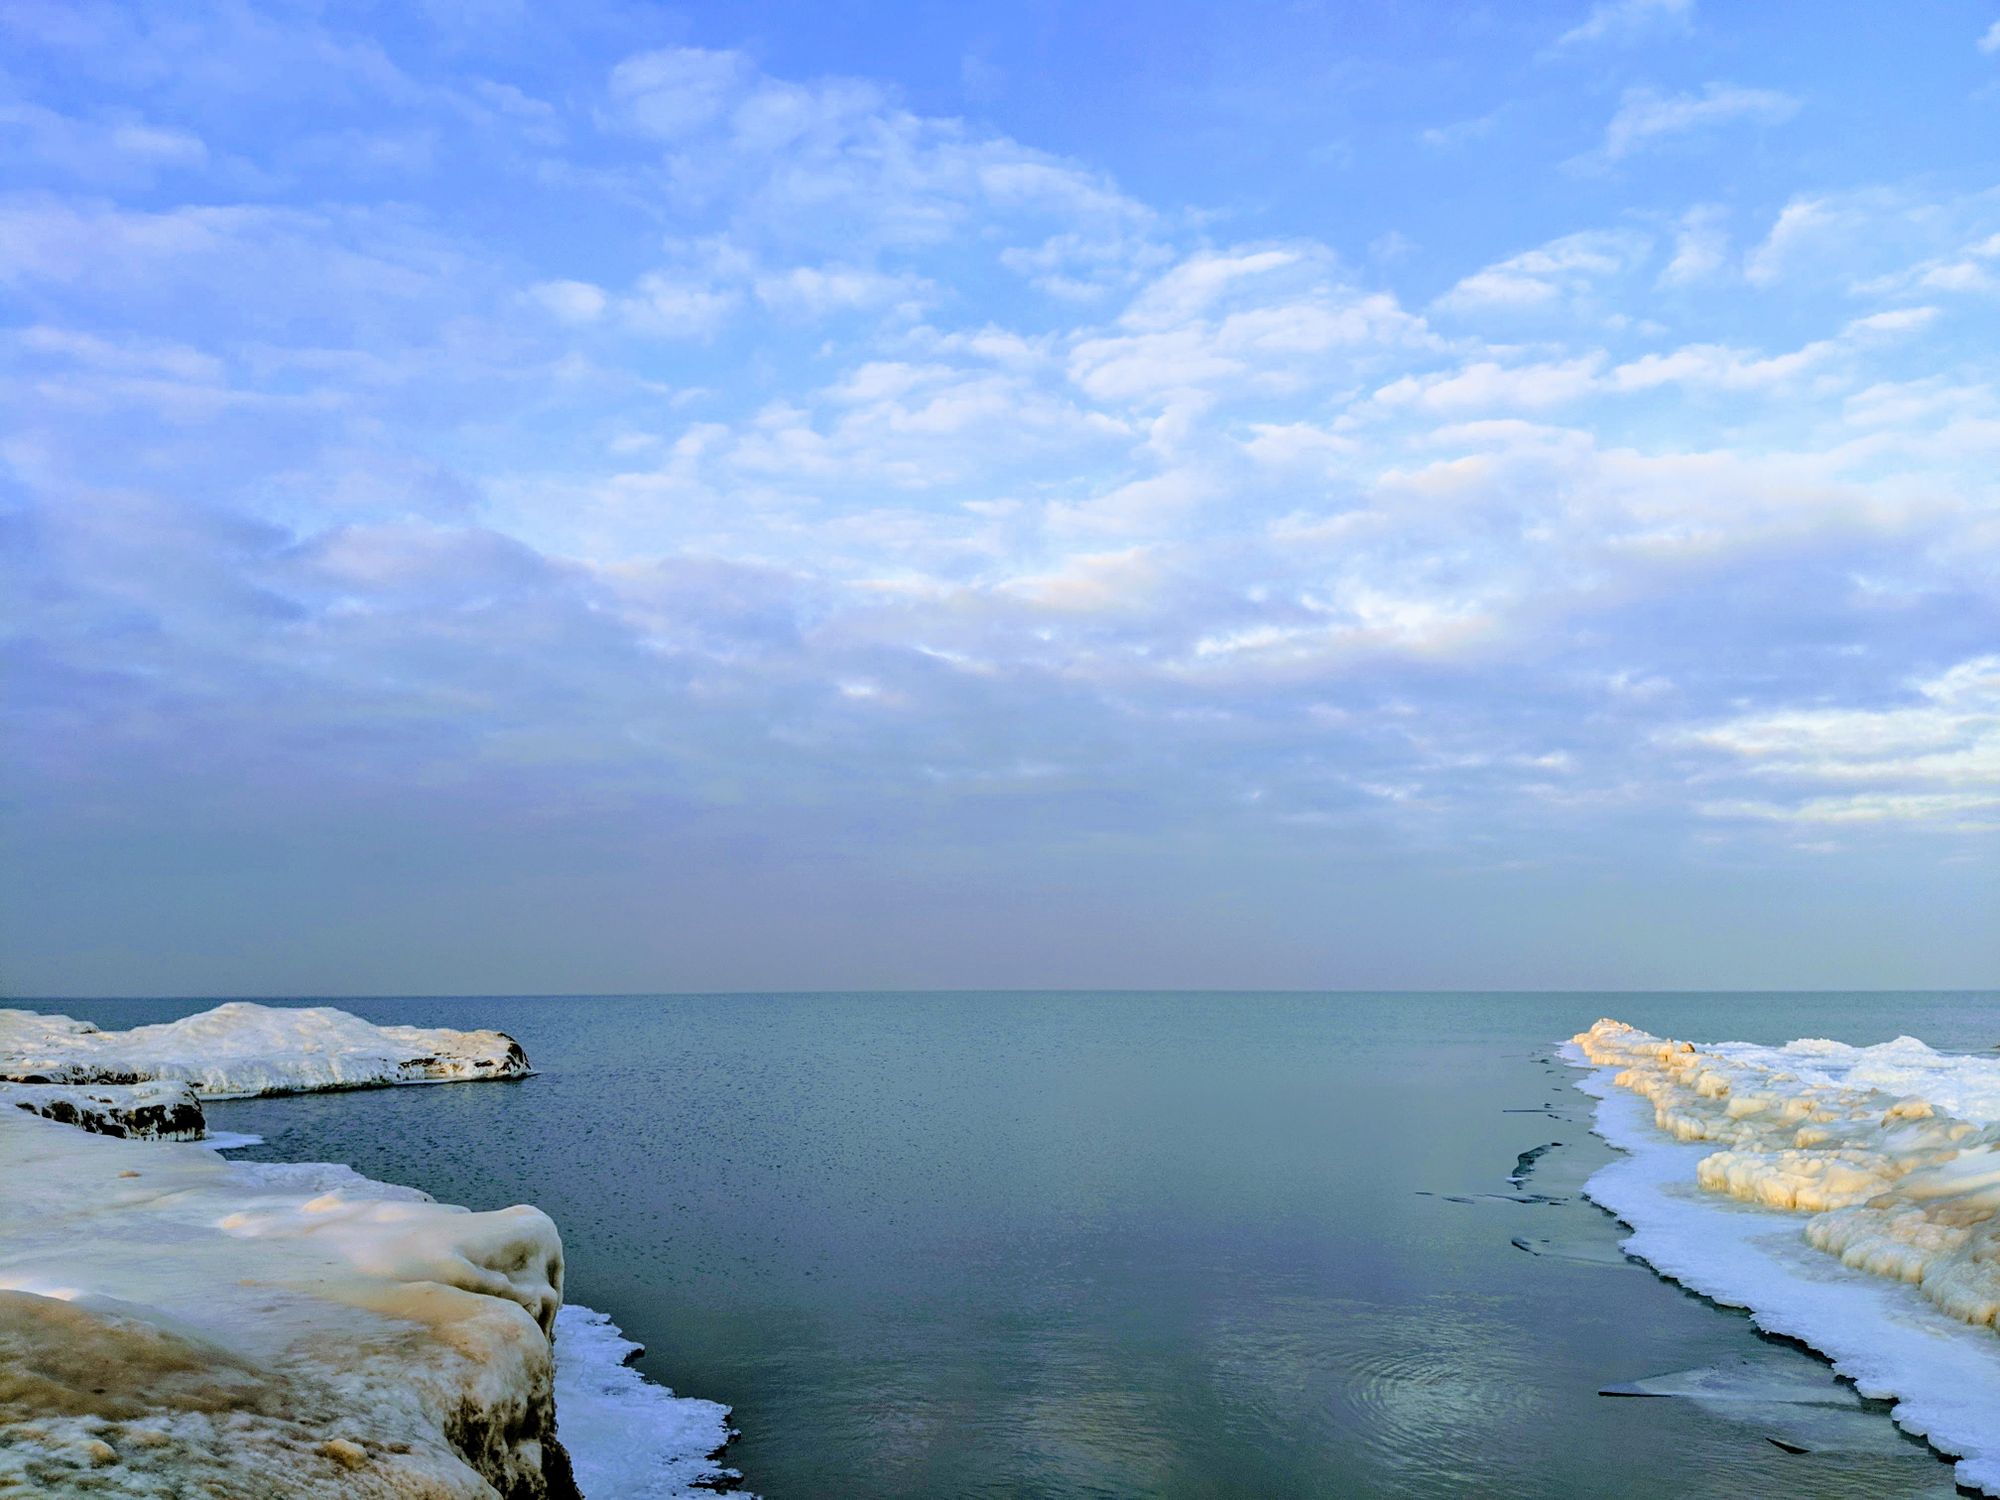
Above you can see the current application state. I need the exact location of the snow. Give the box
[553,1305,742,1497]
[0,1001,532,1099]
[0,1079,205,1140]
[1570,1018,2000,1494]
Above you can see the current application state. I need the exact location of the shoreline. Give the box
[0,1003,743,1498]
[1564,1028,2000,1495]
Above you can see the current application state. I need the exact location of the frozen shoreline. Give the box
[0,1002,533,1099]
[0,1003,741,1498]
[1568,1019,2000,1495]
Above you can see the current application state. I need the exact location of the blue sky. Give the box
[3,0,1997,995]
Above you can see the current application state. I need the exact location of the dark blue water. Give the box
[45,992,1995,1498]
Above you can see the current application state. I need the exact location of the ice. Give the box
[195,1130,264,1151]
[0,1105,571,1496]
[0,1001,532,1099]
[1569,1022,2000,1495]
[1600,1356,1921,1457]
[552,1304,746,1497]
[0,1079,204,1140]
[0,1010,743,1498]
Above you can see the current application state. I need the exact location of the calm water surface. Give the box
[51,992,1998,1498]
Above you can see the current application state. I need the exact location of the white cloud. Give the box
[1599,83,1798,162]
[1373,356,1605,413]
[1659,205,1728,286]
[1687,658,2000,829]
[1120,248,1301,331]
[622,272,740,337]
[1609,339,1834,393]
[1434,230,1647,313]
[752,264,930,316]
[606,47,750,138]
[529,279,607,324]
[1743,196,1836,286]
[1980,19,2000,53]
[1556,0,1694,48]
[995,546,1160,612]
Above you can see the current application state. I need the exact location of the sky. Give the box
[2,0,1997,996]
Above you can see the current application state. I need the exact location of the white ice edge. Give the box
[195,1130,264,1150]
[554,1304,743,1498]
[1564,1042,2000,1495]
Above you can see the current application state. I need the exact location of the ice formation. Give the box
[0,1103,573,1497]
[552,1306,741,1497]
[1572,1017,2000,1493]
[0,1079,205,1140]
[0,1004,743,1498]
[0,1002,531,1099]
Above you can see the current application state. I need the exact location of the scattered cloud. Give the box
[1556,0,1695,49]
[1597,83,1799,162]
[1687,658,2000,829]
[3,0,1996,994]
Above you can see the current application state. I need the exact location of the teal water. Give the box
[48,992,1997,1498]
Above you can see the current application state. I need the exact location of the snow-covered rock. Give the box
[0,1105,576,1497]
[0,1002,532,1099]
[0,1079,205,1140]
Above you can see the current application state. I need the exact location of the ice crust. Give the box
[0,1002,532,1099]
[1572,1018,2000,1494]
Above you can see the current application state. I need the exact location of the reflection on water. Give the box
[53,991,1992,1498]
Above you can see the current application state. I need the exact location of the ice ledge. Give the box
[0,1105,580,1497]
[1,1079,206,1140]
[0,1001,533,1100]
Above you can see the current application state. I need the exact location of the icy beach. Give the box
[0,1003,738,1498]
[1573,1018,2000,1495]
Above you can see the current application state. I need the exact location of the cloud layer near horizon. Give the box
[2,1,1996,993]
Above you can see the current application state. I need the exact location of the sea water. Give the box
[51,991,1997,1498]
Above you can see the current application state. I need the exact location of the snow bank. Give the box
[0,1002,531,1099]
[0,1079,205,1140]
[1571,1018,2000,1494]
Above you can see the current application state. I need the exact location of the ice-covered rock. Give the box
[0,1104,576,1497]
[1571,1018,2000,1495]
[0,1079,205,1140]
[0,1002,532,1099]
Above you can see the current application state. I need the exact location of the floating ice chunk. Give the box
[1601,1356,1921,1458]
[1600,1353,1858,1405]
[553,1304,748,1498]
[0,1001,532,1099]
